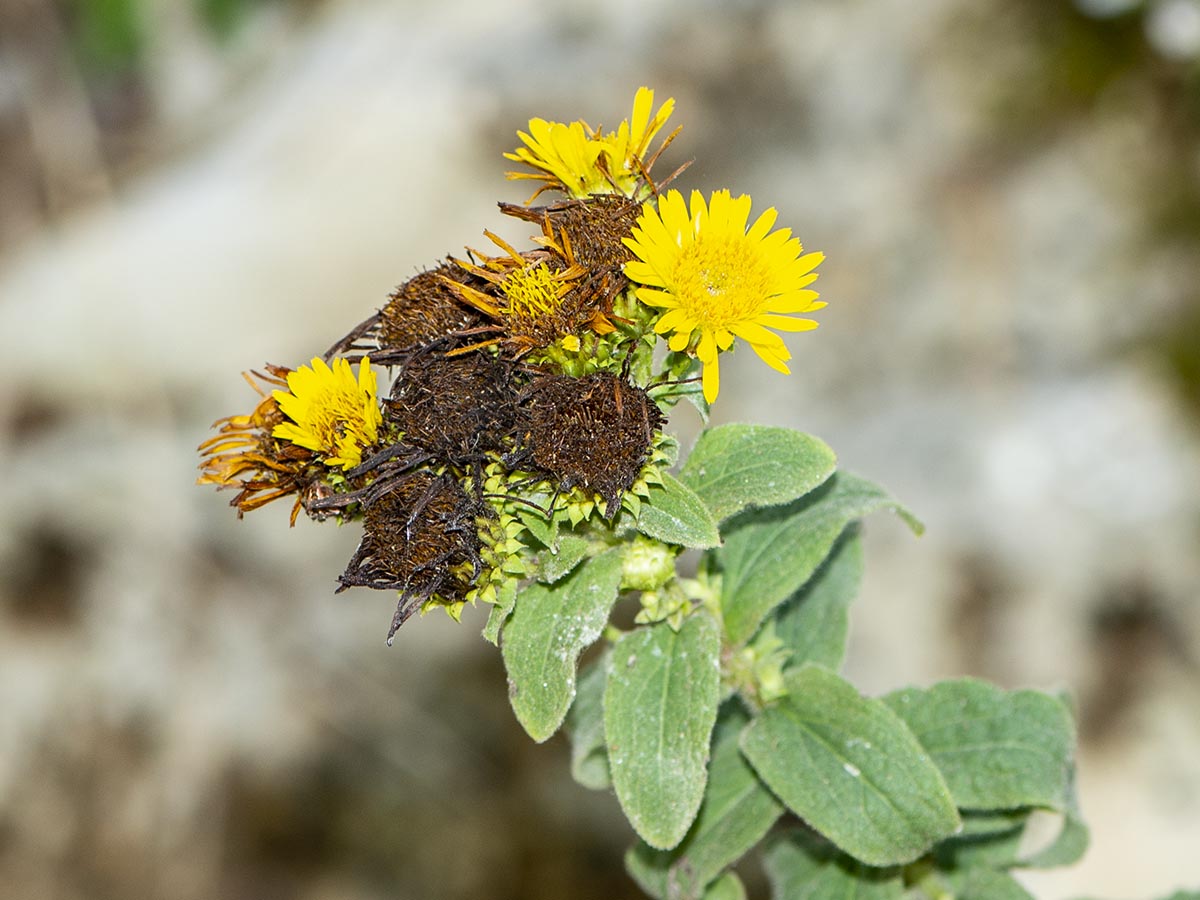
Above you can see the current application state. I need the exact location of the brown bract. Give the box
[519,372,664,516]
[337,472,483,642]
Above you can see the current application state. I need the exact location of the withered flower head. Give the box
[381,263,490,354]
[337,472,483,642]
[520,372,665,517]
[198,366,322,524]
[443,229,615,357]
[323,261,490,362]
[504,194,644,308]
[384,347,522,463]
[545,195,644,274]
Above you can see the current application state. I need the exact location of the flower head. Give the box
[337,472,482,643]
[505,87,676,201]
[520,371,664,517]
[198,366,320,523]
[601,87,676,192]
[443,229,614,357]
[623,189,826,403]
[272,357,382,469]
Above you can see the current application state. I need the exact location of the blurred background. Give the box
[1,0,1199,897]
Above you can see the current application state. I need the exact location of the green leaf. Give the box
[658,433,682,467]
[537,532,592,583]
[502,549,624,742]
[679,424,836,522]
[625,704,784,899]
[682,387,711,425]
[481,578,519,646]
[942,867,1035,900]
[702,872,746,900]
[516,504,556,548]
[957,809,1033,837]
[606,614,722,850]
[741,665,960,867]
[883,680,1074,811]
[762,830,903,900]
[1019,809,1088,868]
[1018,770,1089,868]
[565,650,610,790]
[637,473,721,549]
[774,531,863,672]
[718,472,920,647]
[659,353,710,424]
[934,812,1028,869]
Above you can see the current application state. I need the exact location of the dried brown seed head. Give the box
[379,263,490,354]
[337,472,482,640]
[384,348,522,463]
[520,372,664,516]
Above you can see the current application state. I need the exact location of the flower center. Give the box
[308,389,368,451]
[670,234,771,327]
[502,264,566,321]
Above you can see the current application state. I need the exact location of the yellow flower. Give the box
[601,87,676,194]
[622,189,826,403]
[272,357,382,469]
[443,229,614,357]
[504,87,675,201]
[505,119,610,199]
[198,365,319,524]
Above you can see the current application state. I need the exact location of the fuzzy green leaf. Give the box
[637,473,721,549]
[741,665,960,866]
[762,830,904,900]
[957,809,1034,837]
[565,650,611,790]
[774,531,862,672]
[516,504,557,548]
[942,867,1036,900]
[625,704,784,899]
[702,872,746,900]
[606,614,722,850]
[934,813,1028,870]
[481,578,519,646]
[502,549,624,742]
[718,472,920,647]
[1019,777,1089,869]
[537,532,592,583]
[883,680,1074,811]
[679,424,836,522]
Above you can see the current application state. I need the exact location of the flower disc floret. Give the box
[502,262,567,320]
[622,189,826,402]
[272,356,382,469]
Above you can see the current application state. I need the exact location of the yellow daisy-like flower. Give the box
[272,357,382,469]
[601,87,676,193]
[504,87,675,201]
[506,119,610,199]
[623,189,826,403]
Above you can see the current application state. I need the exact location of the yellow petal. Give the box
[702,355,721,403]
[756,315,820,332]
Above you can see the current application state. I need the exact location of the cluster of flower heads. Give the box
[199,87,826,641]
